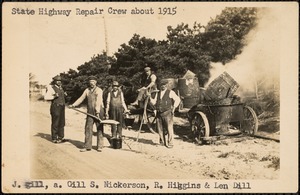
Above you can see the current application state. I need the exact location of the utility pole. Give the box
[103,16,109,56]
[103,15,111,69]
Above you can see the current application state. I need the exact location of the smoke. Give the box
[206,8,280,98]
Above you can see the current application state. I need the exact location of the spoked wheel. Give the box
[242,106,258,135]
[191,112,210,144]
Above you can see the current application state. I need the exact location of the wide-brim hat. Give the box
[53,75,61,81]
[88,76,97,81]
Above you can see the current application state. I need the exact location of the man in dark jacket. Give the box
[44,75,67,143]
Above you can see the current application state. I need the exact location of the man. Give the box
[151,80,181,148]
[105,81,129,139]
[69,76,105,152]
[44,75,67,143]
[130,66,157,106]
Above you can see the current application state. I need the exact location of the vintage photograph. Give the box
[2,2,298,193]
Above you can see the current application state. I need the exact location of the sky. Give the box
[3,2,295,87]
[3,2,227,85]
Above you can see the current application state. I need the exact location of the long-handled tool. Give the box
[70,107,119,125]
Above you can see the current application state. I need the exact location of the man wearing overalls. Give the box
[70,76,105,152]
[44,75,67,143]
[105,81,129,139]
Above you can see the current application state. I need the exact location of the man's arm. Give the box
[146,74,157,89]
[120,91,129,112]
[44,85,56,100]
[71,89,87,107]
[170,90,181,113]
[106,92,111,115]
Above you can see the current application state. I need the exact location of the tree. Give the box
[202,7,257,64]
[60,52,113,103]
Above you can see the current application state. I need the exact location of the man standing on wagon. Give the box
[130,65,157,106]
[151,80,181,148]
[69,76,105,152]
[105,81,129,139]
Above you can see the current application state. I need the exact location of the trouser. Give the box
[109,107,123,139]
[156,110,174,146]
[136,88,148,101]
[50,104,65,141]
[84,116,104,150]
[112,124,122,139]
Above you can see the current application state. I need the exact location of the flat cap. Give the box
[88,76,97,81]
[53,75,62,81]
[144,66,151,71]
[160,79,169,85]
[112,81,119,86]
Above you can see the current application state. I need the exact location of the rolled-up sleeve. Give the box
[169,90,181,109]
[72,89,88,107]
[44,85,55,100]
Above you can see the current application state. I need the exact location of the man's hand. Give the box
[68,104,75,108]
[171,109,175,115]
[105,112,109,119]
[95,113,101,119]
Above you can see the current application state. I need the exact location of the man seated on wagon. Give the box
[130,65,157,106]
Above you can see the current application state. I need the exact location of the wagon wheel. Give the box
[191,112,210,144]
[242,106,258,135]
[143,95,158,134]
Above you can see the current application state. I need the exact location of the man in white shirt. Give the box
[69,76,105,152]
[151,80,181,148]
[44,75,67,143]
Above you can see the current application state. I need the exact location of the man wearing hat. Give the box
[44,75,67,143]
[69,76,105,152]
[105,81,129,139]
[150,79,181,148]
[130,66,157,106]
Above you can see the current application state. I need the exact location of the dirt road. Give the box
[30,101,199,179]
[30,100,279,179]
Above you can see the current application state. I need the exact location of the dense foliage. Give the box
[58,7,257,103]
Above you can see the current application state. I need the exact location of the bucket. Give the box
[177,78,200,108]
[111,138,122,149]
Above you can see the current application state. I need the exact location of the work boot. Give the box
[80,148,91,152]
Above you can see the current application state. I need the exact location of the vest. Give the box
[52,85,65,105]
[156,89,173,113]
[141,73,154,88]
[109,90,122,108]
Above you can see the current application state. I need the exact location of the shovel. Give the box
[70,107,119,125]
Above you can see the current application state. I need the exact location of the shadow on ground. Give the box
[34,132,83,148]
